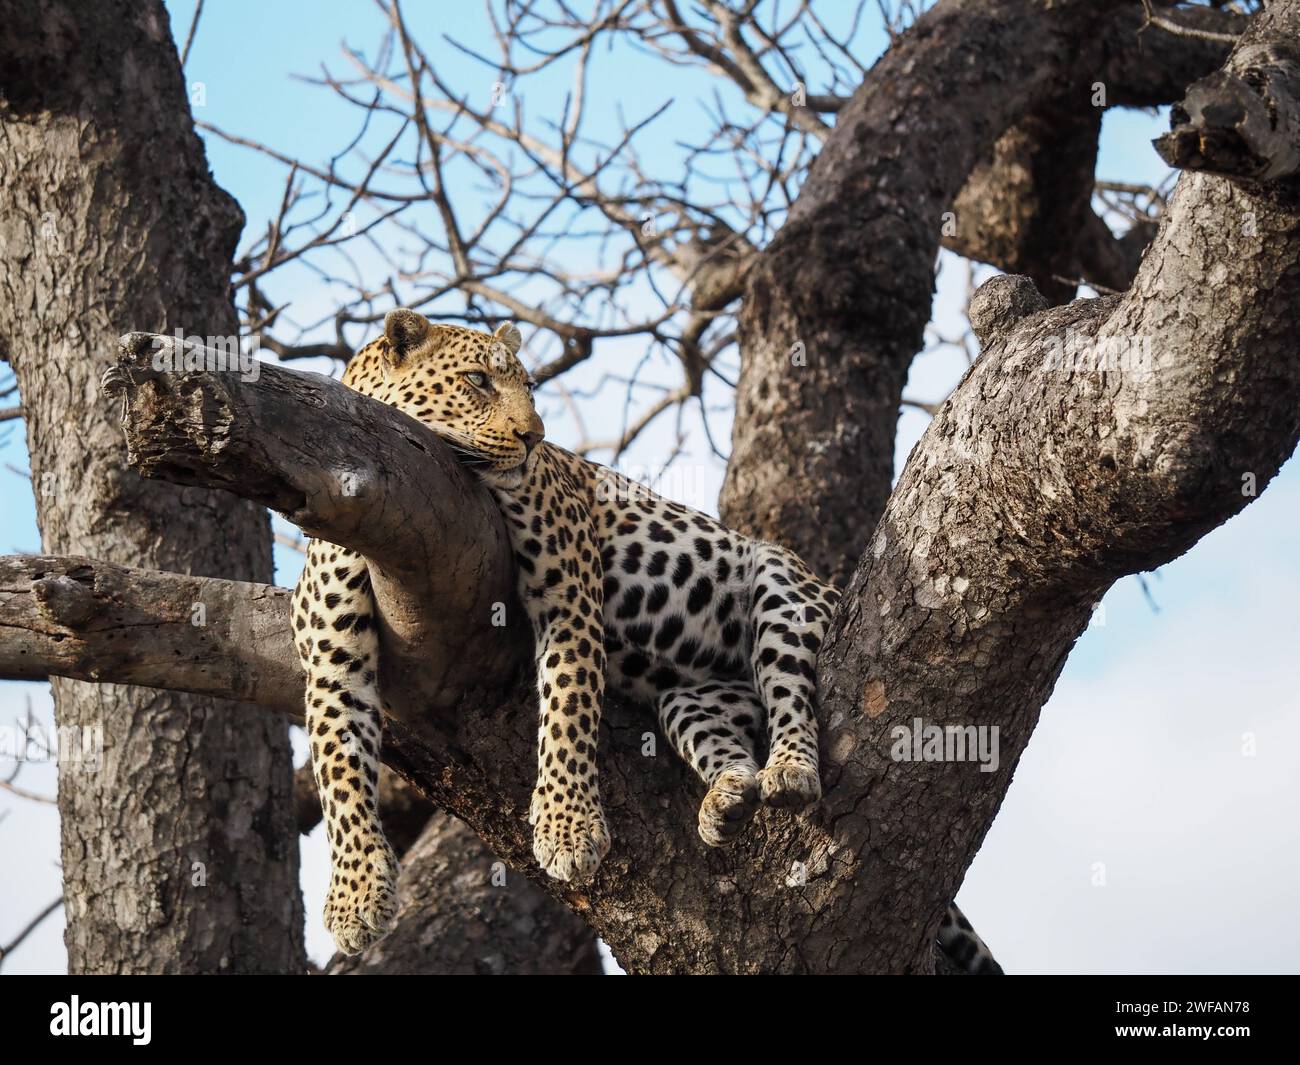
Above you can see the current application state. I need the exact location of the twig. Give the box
[180,0,205,68]
[0,898,62,971]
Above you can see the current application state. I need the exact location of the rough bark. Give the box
[0,0,302,972]
[942,5,1242,301]
[327,814,605,976]
[803,1,1300,962]
[0,555,300,711]
[1104,5,1249,109]
[1,0,1294,974]
[946,109,1108,304]
[1156,39,1300,181]
[718,0,1141,585]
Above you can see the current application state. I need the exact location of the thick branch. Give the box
[4,1,1294,977]
[943,5,1240,299]
[721,0,1131,585]
[1105,5,1246,107]
[944,109,1108,304]
[0,555,299,711]
[101,331,523,719]
[809,1,1300,971]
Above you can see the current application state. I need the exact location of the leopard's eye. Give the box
[464,371,490,391]
[525,377,539,396]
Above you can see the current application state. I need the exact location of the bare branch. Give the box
[1141,0,1243,45]
[0,898,62,971]
[179,0,204,68]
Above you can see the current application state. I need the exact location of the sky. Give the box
[1,2,1296,975]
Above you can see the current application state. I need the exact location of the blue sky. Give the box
[1,2,1296,974]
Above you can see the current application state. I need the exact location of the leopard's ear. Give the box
[383,308,433,366]
[493,321,522,355]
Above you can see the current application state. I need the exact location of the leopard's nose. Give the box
[517,413,544,451]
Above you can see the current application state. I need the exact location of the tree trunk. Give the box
[0,0,302,973]
[1,0,1295,975]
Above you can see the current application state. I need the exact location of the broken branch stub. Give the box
[1156,42,1300,183]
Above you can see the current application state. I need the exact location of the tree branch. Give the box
[942,4,1242,298]
[100,331,524,720]
[0,554,299,711]
[720,0,1132,585]
[1107,4,1247,107]
[1155,38,1300,181]
[809,0,1300,968]
[3,0,1294,976]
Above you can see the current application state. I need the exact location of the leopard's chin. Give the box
[481,460,528,491]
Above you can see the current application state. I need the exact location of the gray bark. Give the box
[719,0,1143,584]
[1,0,1295,974]
[943,5,1242,301]
[327,813,604,976]
[0,0,302,972]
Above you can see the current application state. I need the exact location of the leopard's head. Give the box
[378,308,544,489]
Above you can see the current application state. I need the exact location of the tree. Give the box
[0,0,301,973]
[2,0,1295,973]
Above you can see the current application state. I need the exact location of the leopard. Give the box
[291,308,1001,974]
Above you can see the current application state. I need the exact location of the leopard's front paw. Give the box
[757,758,822,809]
[324,839,400,956]
[698,768,759,847]
[530,788,610,882]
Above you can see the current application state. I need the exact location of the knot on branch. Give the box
[1155,41,1300,183]
[32,572,100,629]
[968,274,1048,349]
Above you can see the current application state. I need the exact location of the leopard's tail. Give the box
[938,903,1003,974]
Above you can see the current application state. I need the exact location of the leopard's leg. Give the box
[524,597,610,881]
[749,545,837,809]
[292,539,398,956]
[657,680,765,847]
[509,467,610,882]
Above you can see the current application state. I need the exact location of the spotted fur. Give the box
[293,308,999,973]
[939,903,1002,975]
